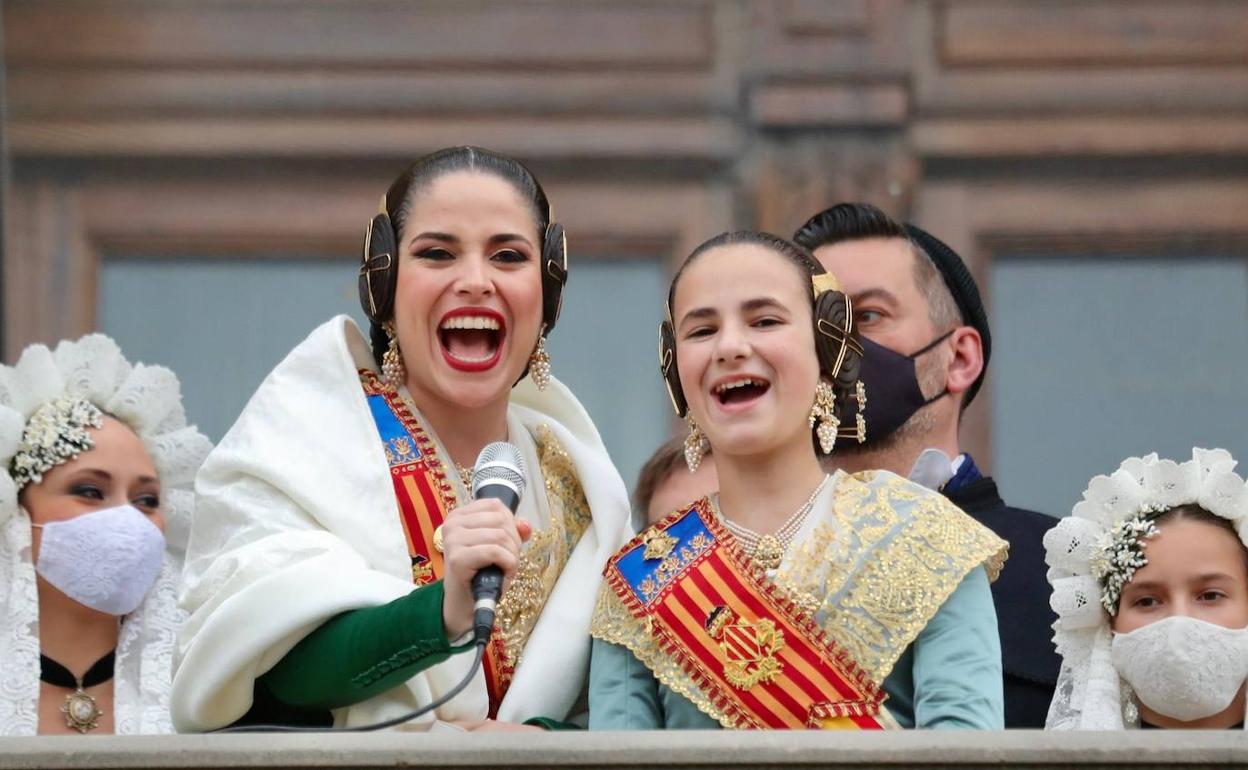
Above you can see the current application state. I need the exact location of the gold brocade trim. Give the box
[591,471,1008,722]
[772,471,1008,684]
[491,424,594,675]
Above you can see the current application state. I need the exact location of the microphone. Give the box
[469,442,526,644]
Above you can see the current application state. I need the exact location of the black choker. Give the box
[39,651,114,733]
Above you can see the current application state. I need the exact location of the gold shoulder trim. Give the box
[493,424,594,671]
[776,471,1008,683]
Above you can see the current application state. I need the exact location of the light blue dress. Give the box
[589,568,1001,729]
[588,471,1006,730]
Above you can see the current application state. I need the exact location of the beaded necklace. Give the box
[717,474,830,571]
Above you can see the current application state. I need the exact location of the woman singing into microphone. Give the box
[172,147,631,731]
[589,232,1007,729]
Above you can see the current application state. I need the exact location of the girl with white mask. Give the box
[1045,449,1248,730]
[0,335,211,735]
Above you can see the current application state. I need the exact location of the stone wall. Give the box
[4,730,1248,770]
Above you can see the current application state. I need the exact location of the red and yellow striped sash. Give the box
[604,499,887,729]
[360,370,513,716]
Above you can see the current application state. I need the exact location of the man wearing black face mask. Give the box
[794,202,1059,728]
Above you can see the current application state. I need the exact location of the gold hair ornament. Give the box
[811,273,841,295]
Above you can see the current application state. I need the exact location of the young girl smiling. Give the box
[589,231,1007,730]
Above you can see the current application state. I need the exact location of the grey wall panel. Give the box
[99,256,666,498]
[990,257,1248,518]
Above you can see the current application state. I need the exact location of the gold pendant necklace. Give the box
[719,474,830,571]
[62,686,103,733]
[40,651,113,733]
[752,534,786,571]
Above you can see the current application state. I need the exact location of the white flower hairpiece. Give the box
[1087,505,1165,616]
[1043,448,1248,730]
[0,334,213,550]
[9,397,104,488]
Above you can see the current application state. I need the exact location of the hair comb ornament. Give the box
[811,272,841,295]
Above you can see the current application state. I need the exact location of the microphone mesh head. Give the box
[471,441,526,498]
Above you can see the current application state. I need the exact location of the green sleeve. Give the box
[523,716,582,731]
[907,566,1005,729]
[259,580,474,711]
[587,638,664,729]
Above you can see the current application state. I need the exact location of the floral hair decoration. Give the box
[1088,505,1165,616]
[1043,448,1248,730]
[0,334,213,544]
[9,397,105,489]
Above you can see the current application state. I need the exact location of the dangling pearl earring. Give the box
[382,322,406,388]
[684,416,708,472]
[809,380,840,455]
[528,335,552,391]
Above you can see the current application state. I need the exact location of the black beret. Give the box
[903,223,991,406]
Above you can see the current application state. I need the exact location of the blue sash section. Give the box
[616,506,716,607]
[366,393,421,466]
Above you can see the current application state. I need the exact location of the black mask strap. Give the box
[913,329,955,406]
[920,386,950,407]
[908,329,955,360]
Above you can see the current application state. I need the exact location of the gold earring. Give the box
[684,416,708,473]
[529,335,552,391]
[809,380,840,455]
[853,380,867,443]
[382,322,406,388]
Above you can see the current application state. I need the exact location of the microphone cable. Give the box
[212,637,486,734]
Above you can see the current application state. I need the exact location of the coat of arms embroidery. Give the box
[705,605,785,690]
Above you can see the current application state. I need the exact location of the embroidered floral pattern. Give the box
[638,534,712,604]
[491,425,593,677]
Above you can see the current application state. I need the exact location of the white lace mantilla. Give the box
[1043,448,1248,730]
[0,334,211,735]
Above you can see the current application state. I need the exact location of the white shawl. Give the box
[171,316,631,731]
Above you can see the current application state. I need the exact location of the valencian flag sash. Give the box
[604,499,888,729]
[361,370,513,715]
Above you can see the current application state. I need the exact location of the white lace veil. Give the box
[0,334,212,735]
[1044,448,1248,730]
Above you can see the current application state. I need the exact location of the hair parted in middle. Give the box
[658,229,866,450]
[357,145,568,372]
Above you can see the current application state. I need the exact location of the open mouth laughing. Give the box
[712,376,771,408]
[438,307,506,372]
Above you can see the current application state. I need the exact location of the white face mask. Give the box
[33,504,166,616]
[1112,615,1248,723]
